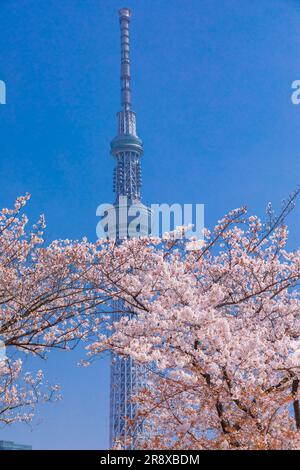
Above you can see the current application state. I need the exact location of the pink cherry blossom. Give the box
[84,196,300,450]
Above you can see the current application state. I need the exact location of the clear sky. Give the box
[0,0,300,449]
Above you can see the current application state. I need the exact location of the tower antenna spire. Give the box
[111,7,143,202]
[119,7,132,111]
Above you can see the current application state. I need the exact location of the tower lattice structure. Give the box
[109,8,148,449]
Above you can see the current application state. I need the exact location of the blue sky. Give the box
[0,0,300,449]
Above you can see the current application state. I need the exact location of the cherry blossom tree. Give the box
[0,194,108,424]
[85,192,300,450]
[2,191,300,448]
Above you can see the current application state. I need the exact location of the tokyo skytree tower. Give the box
[109,8,150,448]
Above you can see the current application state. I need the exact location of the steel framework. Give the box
[109,8,146,449]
